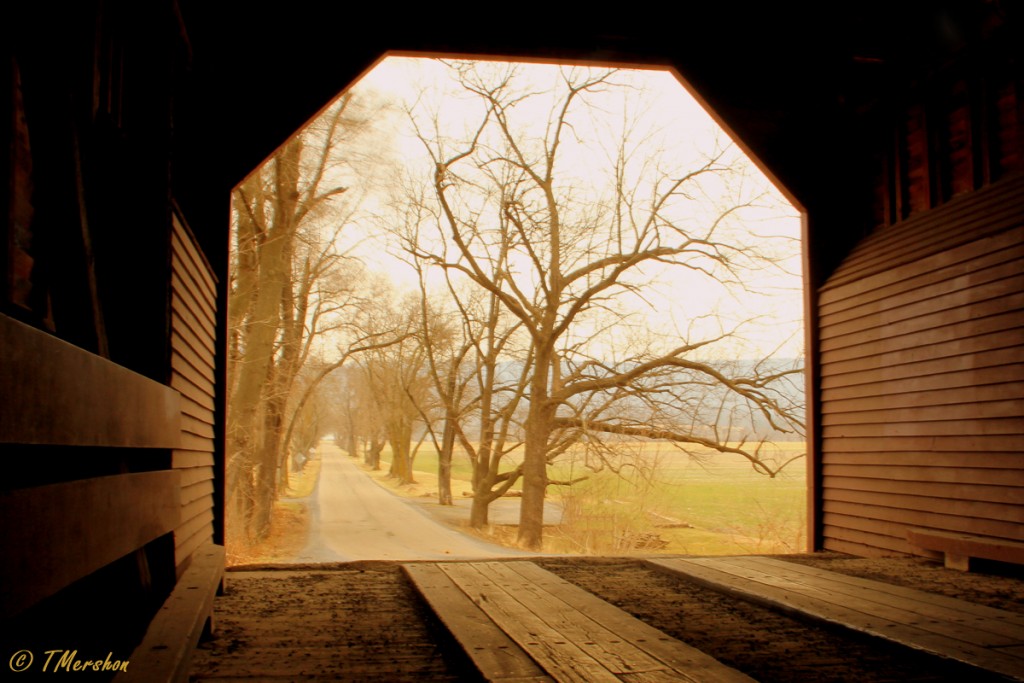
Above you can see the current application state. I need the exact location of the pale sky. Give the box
[332,55,804,361]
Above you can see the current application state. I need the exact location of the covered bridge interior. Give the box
[2,0,1022,676]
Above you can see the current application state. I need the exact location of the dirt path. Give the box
[293,448,528,562]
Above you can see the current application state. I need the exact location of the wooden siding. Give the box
[170,213,218,575]
[0,315,181,447]
[0,472,181,618]
[818,174,1024,557]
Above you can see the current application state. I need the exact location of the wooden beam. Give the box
[0,314,181,448]
[648,556,1024,681]
[0,471,181,618]
[403,563,552,682]
[116,543,225,683]
[907,528,1024,571]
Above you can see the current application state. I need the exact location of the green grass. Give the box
[399,440,807,555]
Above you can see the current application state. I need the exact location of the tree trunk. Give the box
[517,422,549,550]
[438,418,454,505]
[227,139,302,543]
[387,419,415,485]
[470,493,492,527]
[366,435,383,469]
[518,350,552,550]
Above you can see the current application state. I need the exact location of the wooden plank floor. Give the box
[648,556,1024,682]
[404,560,755,683]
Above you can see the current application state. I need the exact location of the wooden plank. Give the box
[170,373,216,413]
[822,230,1024,318]
[822,398,1024,425]
[0,471,181,618]
[179,412,215,440]
[821,270,1024,342]
[171,229,218,307]
[823,417,1024,438]
[175,526,215,573]
[503,562,755,683]
[175,509,215,549]
[181,479,215,506]
[402,563,554,682]
[179,466,214,487]
[826,195,1023,286]
[177,402,215,440]
[821,347,1021,389]
[690,556,1024,644]
[821,305,1024,358]
[647,557,1024,681]
[438,562,621,683]
[823,525,914,556]
[172,341,215,385]
[172,213,219,292]
[0,314,181,447]
[171,226,218,301]
[171,272,217,335]
[822,434,1022,452]
[823,499,1023,540]
[822,329,1024,380]
[179,392,216,425]
[173,450,214,470]
[835,177,1020,261]
[823,535,896,558]
[181,496,214,529]
[821,306,1023,360]
[821,511,924,548]
[171,294,216,356]
[117,543,224,683]
[471,562,671,677]
[820,246,1024,325]
[822,463,1024,487]
[178,431,215,453]
[729,556,1024,629]
[820,225,1024,316]
[169,271,215,338]
[824,487,1024,523]
[180,417,214,443]
[171,327,216,377]
[823,381,1022,413]
[823,474,1024,505]
[907,528,1024,568]
[821,451,1023,469]
[170,257,216,324]
[170,244,216,313]
[821,176,1024,292]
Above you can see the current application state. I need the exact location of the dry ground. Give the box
[191,553,1024,682]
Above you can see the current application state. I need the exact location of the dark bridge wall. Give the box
[818,42,1024,556]
[2,0,218,655]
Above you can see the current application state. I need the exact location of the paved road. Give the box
[295,447,529,562]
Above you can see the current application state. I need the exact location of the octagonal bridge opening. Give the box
[224,51,808,565]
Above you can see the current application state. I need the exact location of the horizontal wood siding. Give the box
[0,472,181,618]
[170,214,218,575]
[818,174,1024,557]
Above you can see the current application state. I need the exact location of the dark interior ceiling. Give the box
[172,1,1019,282]
[177,3,1000,182]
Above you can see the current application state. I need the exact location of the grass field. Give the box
[403,440,807,555]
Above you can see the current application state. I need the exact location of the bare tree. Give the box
[404,62,804,550]
[394,181,535,524]
[227,92,381,543]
